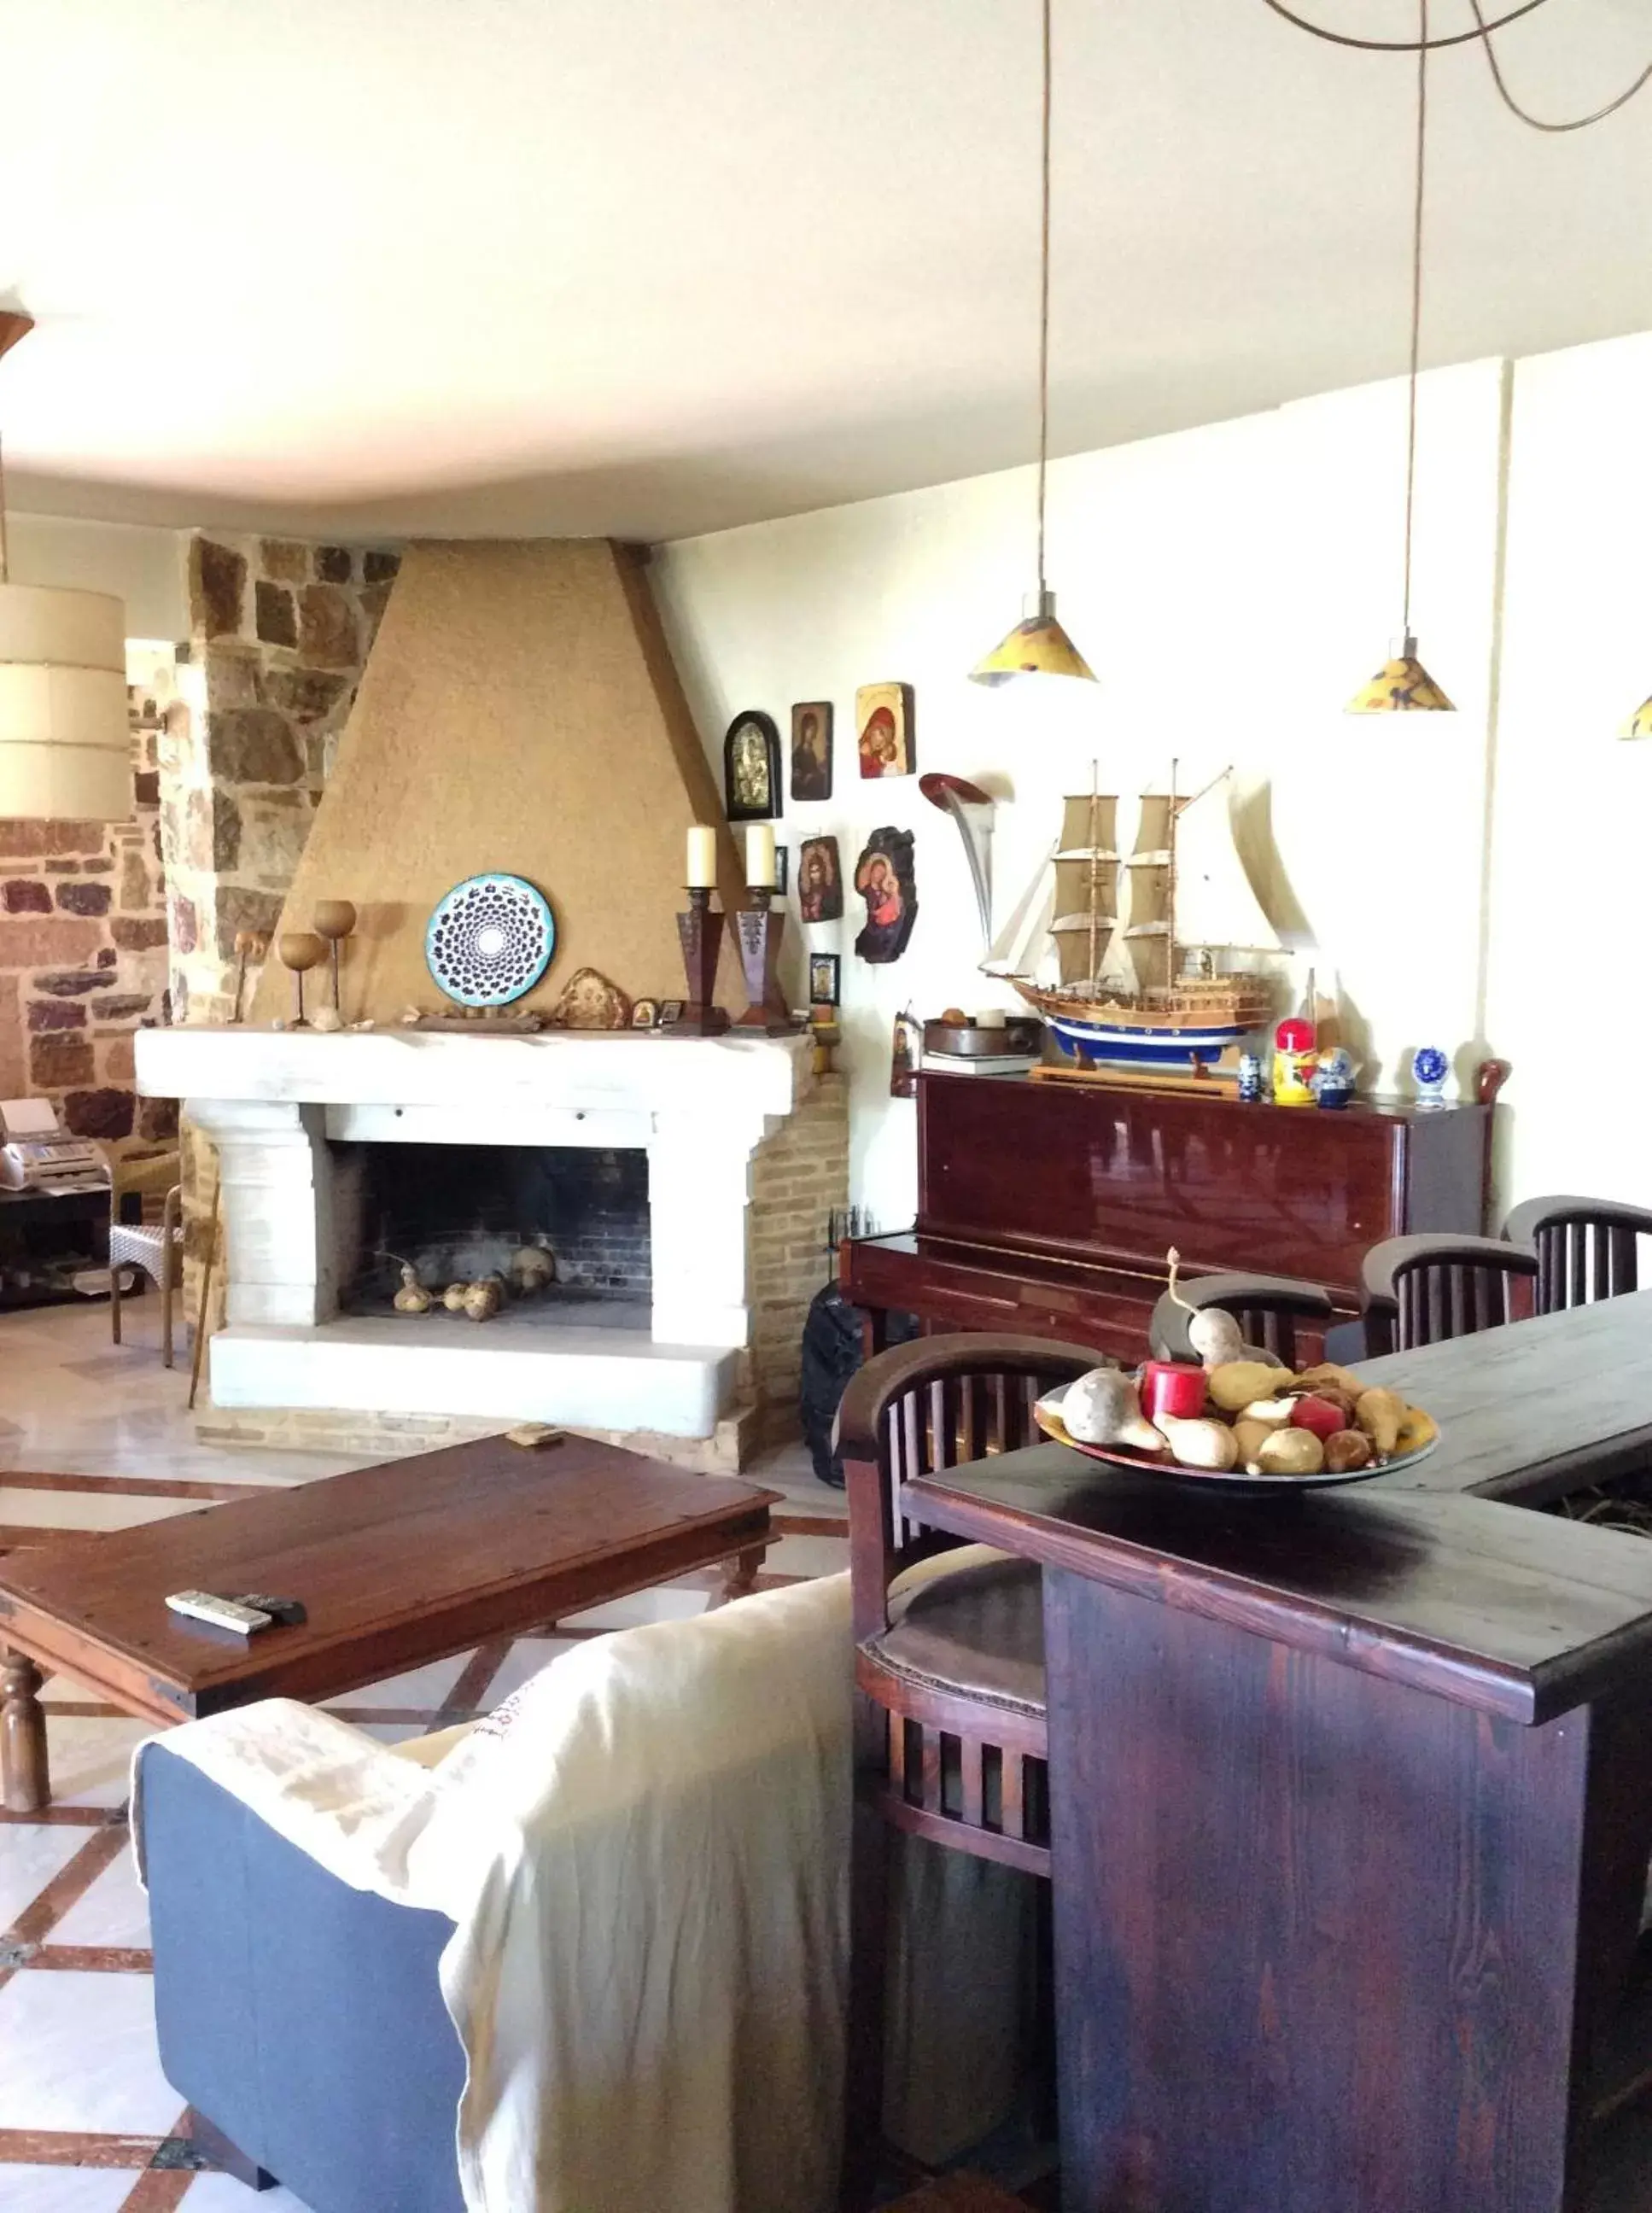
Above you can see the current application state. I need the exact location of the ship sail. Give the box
[1172,770,1281,954]
[1123,792,1174,994]
[1050,791,1118,985]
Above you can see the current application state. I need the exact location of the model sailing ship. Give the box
[984,763,1279,1071]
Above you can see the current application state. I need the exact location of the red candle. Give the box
[1141,1360,1209,1423]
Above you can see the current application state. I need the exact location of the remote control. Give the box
[236,1593,307,1627]
[166,1590,273,1636]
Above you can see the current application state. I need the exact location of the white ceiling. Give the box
[2,0,1649,544]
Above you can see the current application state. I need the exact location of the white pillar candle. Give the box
[686,826,717,889]
[745,823,777,888]
[974,1007,1008,1031]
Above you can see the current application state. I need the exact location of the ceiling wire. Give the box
[1259,0,1651,130]
[1258,0,1552,52]
[1036,0,1052,599]
[1402,0,1428,639]
[1466,0,1652,128]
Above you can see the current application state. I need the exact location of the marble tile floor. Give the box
[0,1299,848,2207]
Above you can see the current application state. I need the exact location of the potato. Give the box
[1323,1429,1374,1474]
[1256,1428,1326,1477]
[1208,1360,1285,1412]
[1355,1387,1405,1456]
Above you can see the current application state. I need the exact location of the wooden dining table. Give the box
[899,1291,1652,2213]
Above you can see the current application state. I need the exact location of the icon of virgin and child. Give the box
[852,827,918,964]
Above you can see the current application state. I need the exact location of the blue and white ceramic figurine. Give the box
[1311,1047,1356,1109]
[1236,1051,1264,1103]
[1411,1044,1450,1110]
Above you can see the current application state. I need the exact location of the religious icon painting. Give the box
[723,710,781,822]
[853,826,919,964]
[890,1007,922,1100]
[808,951,841,1007]
[855,683,914,780]
[790,702,833,803]
[797,835,844,924]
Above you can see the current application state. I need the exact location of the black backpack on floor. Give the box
[798,1284,916,1488]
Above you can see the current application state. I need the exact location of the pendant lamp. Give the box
[1346,0,1455,715]
[971,0,1096,687]
[0,312,131,817]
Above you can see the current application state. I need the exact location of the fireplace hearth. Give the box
[136,1025,844,1459]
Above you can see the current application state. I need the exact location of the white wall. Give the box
[1485,331,1652,1212]
[6,512,189,640]
[653,354,1511,1229]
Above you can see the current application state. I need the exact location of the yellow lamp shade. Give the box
[1621,693,1652,740]
[0,583,131,816]
[971,591,1096,687]
[1346,636,1455,715]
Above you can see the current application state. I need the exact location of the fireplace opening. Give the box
[333,1142,651,1317]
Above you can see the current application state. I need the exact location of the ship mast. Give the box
[1085,758,1100,984]
[1165,755,1179,990]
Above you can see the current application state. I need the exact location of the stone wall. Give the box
[745,1068,849,1442]
[160,533,399,1302]
[0,668,174,1158]
[162,534,399,1026]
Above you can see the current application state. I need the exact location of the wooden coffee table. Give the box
[0,1433,778,1811]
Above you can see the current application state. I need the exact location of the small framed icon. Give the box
[808,951,841,1007]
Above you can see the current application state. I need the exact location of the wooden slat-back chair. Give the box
[835,1332,1102,2209]
[1147,1269,1334,1370]
[1361,1232,1538,1355]
[1503,1194,1652,1315]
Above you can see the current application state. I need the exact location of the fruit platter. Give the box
[1032,1261,1438,1491]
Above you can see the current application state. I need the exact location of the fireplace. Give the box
[136,1025,845,1463]
[338,1142,652,1312]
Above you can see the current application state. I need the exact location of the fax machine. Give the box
[0,1098,108,1193]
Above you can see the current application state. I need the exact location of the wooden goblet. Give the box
[277,931,326,1028]
[312,900,358,1016]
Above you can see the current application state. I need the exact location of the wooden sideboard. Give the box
[900,1293,1652,2213]
[843,1069,1498,1362]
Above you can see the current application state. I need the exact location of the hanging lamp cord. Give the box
[1035,0,1052,601]
[1402,0,1427,640]
[1466,0,1652,130]
[1258,0,1650,130]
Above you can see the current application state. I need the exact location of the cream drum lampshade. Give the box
[0,582,131,818]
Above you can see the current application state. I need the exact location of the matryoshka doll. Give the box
[1272,1015,1317,1106]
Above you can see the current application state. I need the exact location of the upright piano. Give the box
[841,1068,1498,1363]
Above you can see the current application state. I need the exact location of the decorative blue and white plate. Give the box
[425,873,554,1007]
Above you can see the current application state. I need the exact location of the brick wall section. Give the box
[161,533,399,1303]
[745,1068,849,1440]
[0,674,175,1160]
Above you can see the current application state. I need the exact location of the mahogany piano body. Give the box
[841,1070,1493,1364]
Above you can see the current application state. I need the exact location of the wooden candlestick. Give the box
[733,890,795,1035]
[663,888,730,1036]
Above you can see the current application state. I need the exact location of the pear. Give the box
[1062,1368,1165,1453]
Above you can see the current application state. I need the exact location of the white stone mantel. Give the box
[137,1024,807,1125]
[135,1025,813,1438]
